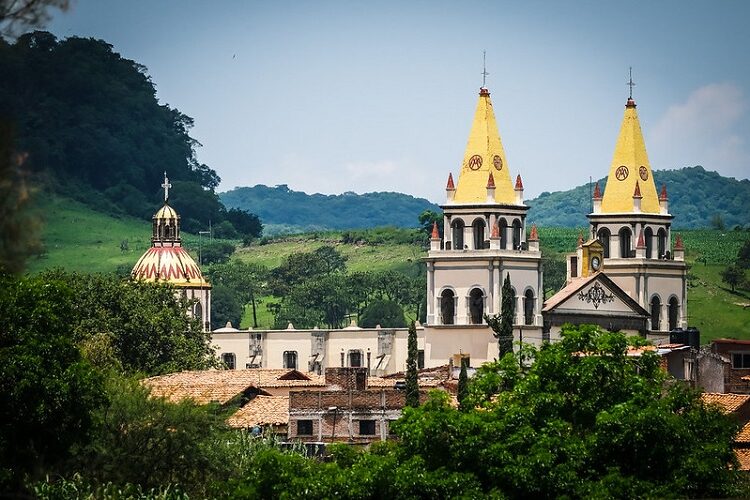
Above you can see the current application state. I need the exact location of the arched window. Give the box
[597,227,611,258]
[440,289,455,325]
[283,351,298,370]
[644,227,653,259]
[194,302,203,321]
[452,220,465,250]
[668,297,679,331]
[650,295,661,331]
[619,227,632,258]
[657,228,667,259]
[472,219,486,250]
[512,220,522,250]
[348,350,363,367]
[498,218,508,249]
[221,352,236,370]
[469,288,484,324]
[524,289,535,325]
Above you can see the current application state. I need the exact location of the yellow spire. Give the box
[453,88,516,204]
[600,98,660,213]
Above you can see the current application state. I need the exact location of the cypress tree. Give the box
[457,357,468,411]
[405,320,419,407]
[485,274,515,358]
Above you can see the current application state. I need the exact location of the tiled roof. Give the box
[736,422,750,444]
[366,377,444,388]
[226,396,289,428]
[701,393,750,414]
[735,449,750,471]
[143,369,325,404]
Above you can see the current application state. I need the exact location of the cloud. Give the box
[649,83,750,178]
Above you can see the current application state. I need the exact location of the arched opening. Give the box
[472,218,486,250]
[657,228,667,259]
[650,295,661,331]
[469,288,484,324]
[668,297,679,331]
[440,289,455,325]
[498,218,508,249]
[283,350,298,370]
[194,301,203,321]
[512,219,522,250]
[221,352,236,370]
[524,289,535,325]
[452,220,465,250]
[619,227,632,258]
[348,350,363,368]
[644,227,653,259]
[597,227,611,258]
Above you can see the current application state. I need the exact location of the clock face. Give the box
[591,256,601,271]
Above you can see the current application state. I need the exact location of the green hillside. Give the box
[527,166,750,228]
[220,184,441,234]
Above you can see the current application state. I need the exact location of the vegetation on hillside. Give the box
[527,166,750,228]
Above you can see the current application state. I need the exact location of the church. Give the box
[188,81,687,373]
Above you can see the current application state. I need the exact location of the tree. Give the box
[542,254,566,297]
[405,321,419,407]
[722,264,745,292]
[391,325,743,498]
[0,273,104,492]
[418,210,442,242]
[485,274,515,358]
[206,261,268,328]
[210,284,242,330]
[359,299,406,328]
[313,245,347,275]
[457,358,468,411]
[198,241,235,265]
[738,238,750,269]
[0,0,69,37]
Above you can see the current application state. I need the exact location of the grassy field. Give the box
[28,197,750,342]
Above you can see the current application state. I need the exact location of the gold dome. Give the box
[154,204,179,220]
[131,246,210,288]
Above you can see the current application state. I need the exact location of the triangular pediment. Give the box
[543,273,648,317]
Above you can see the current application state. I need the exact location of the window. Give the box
[644,227,653,259]
[512,219,522,250]
[193,301,203,320]
[297,419,313,436]
[359,420,376,436]
[524,289,535,325]
[597,227,611,258]
[469,288,484,324]
[472,219,486,249]
[221,352,236,370]
[619,227,632,258]
[668,297,679,331]
[349,350,362,367]
[498,218,508,249]
[440,289,455,325]
[732,353,750,369]
[452,220,464,250]
[571,256,578,278]
[657,228,667,259]
[283,350,298,370]
[650,296,661,331]
[418,350,425,370]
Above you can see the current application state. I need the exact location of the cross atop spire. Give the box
[161,171,172,202]
[627,66,636,100]
[481,50,489,87]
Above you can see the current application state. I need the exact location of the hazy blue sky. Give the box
[47,0,750,202]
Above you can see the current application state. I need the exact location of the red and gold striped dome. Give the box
[131,246,210,288]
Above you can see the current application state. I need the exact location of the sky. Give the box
[46,0,750,203]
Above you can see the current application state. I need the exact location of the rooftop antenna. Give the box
[627,66,636,99]
[481,50,489,87]
[161,171,171,202]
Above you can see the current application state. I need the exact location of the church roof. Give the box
[453,87,517,204]
[154,203,178,220]
[600,98,661,214]
[132,246,210,287]
[543,272,649,317]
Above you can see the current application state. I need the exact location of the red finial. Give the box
[491,222,499,238]
[593,182,602,200]
[515,174,524,190]
[487,172,495,189]
[431,221,440,239]
[446,173,455,190]
[577,232,583,247]
[674,233,684,250]
[636,229,646,248]
[633,181,642,198]
[659,184,668,201]
[529,224,539,241]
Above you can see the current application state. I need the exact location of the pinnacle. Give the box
[446,173,455,190]
[487,172,495,189]
[515,174,523,190]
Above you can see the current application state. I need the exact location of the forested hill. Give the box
[220,184,441,232]
[527,166,750,229]
[0,31,259,239]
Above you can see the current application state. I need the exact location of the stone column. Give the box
[515,295,523,325]
[426,263,435,324]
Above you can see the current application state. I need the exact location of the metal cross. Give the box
[627,66,636,99]
[161,171,171,202]
[482,50,489,87]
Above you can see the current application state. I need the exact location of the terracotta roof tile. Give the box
[735,449,750,471]
[226,395,289,428]
[701,393,750,414]
[736,422,750,444]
